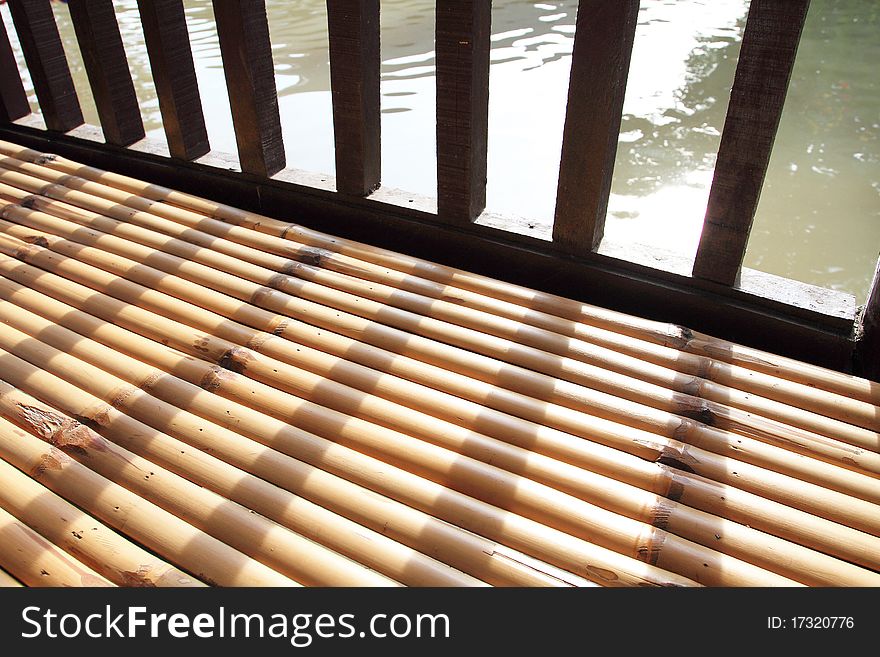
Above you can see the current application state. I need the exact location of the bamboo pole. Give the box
[0,315,778,587]
[0,378,476,588]
[1,191,877,488]
[0,414,296,586]
[0,366,575,590]
[0,162,875,447]
[0,502,113,587]
[0,368,397,588]
[0,568,22,587]
[1,141,875,407]
[0,226,878,537]
[0,352,697,588]
[1,189,878,491]
[0,291,871,584]
[0,456,203,587]
[3,278,878,583]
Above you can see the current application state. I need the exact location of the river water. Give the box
[2,1,877,301]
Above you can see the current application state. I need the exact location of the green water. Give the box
[2,0,877,301]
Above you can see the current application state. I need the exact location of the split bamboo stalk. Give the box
[2,191,877,488]
[0,227,878,538]
[0,333,697,588]
[0,376,478,588]
[0,367,397,588]
[1,141,875,408]
[0,502,113,587]
[0,414,297,587]
[0,568,22,587]
[2,277,878,583]
[0,162,874,447]
[0,456,203,587]
[1,187,878,487]
[0,315,781,587]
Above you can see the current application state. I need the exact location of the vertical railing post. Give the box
[7,0,83,132]
[0,16,30,123]
[857,257,880,381]
[67,0,144,147]
[212,0,285,178]
[553,0,639,253]
[327,0,381,197]
[137,0,210,160]
[435,0,491,224]
[692,0,811,286]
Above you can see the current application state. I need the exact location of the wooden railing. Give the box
[0,0,877,377]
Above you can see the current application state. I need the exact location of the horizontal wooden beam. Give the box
[553,0,639,253]
[211,0,285,177]
[7,0,83,132]
[0,122,856,375]
[67,0,144,147]
[435,0,491,224]
[692,0,811,286]
[137,0,210,161]
[326,0,381,197]
[0,15,30,123]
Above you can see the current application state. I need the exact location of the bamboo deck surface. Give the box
[0,139,877,587]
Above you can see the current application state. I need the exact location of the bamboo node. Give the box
[658,443,700,474]
[636,526,666,566]
[650,498,675,531]
[30,448,70,479]
[34,153,58,165]
[218,346,253,374]
[199,365,237,392]
[664,325,695,350]
[21,235,50,249]
[121,566,159,588]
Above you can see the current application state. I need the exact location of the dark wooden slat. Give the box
[0,15,30,123]
[326,0,381,196]
[857,258,880,381]
[211,0,285,177]
[692,0,811,286]
[7,0,83,132]
[67,0,144,146]
[137,0,209,161]
[552,0,638,253]
[435,0,491,223]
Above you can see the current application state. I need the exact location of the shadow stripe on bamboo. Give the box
[0,295,577,589]
[1,275,877,583]
[1,218,873,540]
[0,220,876,576]
[0,455,202,587]
[0,309,771,587]
[0,413,296,586]
[1,140,875,408]
[0,363,397,588]
[0,159,873,446]
[0,499,112,587]
[0,372,477,588]
[0,330,697,588]
[0,180,877,493]
[2,192,876,496]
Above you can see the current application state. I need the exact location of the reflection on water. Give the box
[1,1,877,301]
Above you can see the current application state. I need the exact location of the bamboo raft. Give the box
[0,139,877,588]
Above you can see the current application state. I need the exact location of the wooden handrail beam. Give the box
[211,0,285,178]
[435,0,491,224]
[7,0,82,133]
[0,15,29,123]
[692,0,811,286]
[67,0,144,147]
[137,0,209,161]
[327,0,381,197]
[553,0,639,253]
